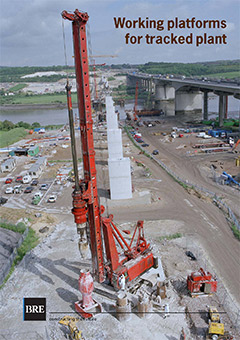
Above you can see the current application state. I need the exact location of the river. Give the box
[0,95,239,125]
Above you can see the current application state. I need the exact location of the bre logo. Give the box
[23,297,46,321]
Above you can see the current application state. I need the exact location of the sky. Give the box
[0,0,239,67]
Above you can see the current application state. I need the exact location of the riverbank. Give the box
[0,103,78,111]
[0,128,28,148]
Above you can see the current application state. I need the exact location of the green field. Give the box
[0,127,27,148]
[137,60,240,78]
[9,84,28,92]
[0,92,78,105]
[202,71,240,79]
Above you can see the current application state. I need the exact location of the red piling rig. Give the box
[102,217,154,288]
[62,9,155,289]
[62,9,104,283]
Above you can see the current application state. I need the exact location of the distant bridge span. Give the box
[127,73,240,125]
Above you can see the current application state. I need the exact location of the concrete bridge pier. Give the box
[175,90,202,116]
[218,94,225,127]
[203,91,209,120]
[215,92,230,127]
[155,84,175,100]
[154,84,175,115]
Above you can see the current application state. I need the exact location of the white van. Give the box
[23,175,32,184]
[196,132,206,138]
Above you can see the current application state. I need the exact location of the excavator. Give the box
[61,9,156,290]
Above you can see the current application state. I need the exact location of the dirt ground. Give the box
[0,115,239,339]
[135,118,240,220]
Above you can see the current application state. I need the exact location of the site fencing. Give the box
[0,227,29,285]
[124,126,240,230]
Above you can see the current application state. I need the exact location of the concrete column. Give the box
[157,281,166,299]
[106,96,118,130]
[224,95,228,119]
[137,295,152,319]
[175,90,202,115]
[147,80,150,92]
[155,84,175,100]
[203,91,208,120]
[106,96,132,200]
[108,158,132,199]
[219,94,224,127]
[116,292,131,321]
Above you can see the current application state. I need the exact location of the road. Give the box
[130,73,240,95]
[139,124,240,219]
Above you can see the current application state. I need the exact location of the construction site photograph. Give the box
[0,1,240,340]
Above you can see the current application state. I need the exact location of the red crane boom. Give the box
[62,9,104,282]
[62,9,155,289]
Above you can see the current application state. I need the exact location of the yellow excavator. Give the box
[207,307,233,340]
[59,316,85,340]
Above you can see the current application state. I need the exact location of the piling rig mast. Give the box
[62,9,156,289]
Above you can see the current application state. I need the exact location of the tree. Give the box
[31,122,41,128]
[2,120,15,131]
[15,121,31,129]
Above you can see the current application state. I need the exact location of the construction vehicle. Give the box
[59,316,85,340]
[232,138,240,151]
[222,171,240,187]
[206,306,233,340]
[208,306,220,323]
[208,322,225,340]
[187,268,217,296]
[62,9,155,290]
[207,319,233,340]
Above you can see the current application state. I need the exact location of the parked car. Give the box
[5,178,13,184]
[152,150,159,155]
[15,176,23,183]
[5,187,14,194]
[31,180,39,186]
[40,184,49,191]
[22,175,32,184]
[141,143,149,147]
[14,185,23,194]
[136,138,144,143]
[24,186,34,193]
[48,195,56,203]
[0,197,8,205]
[32,196,41,205]
[34,192,43,199]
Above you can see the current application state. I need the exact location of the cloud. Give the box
[223,22,235,33]
[0,0,239,66]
